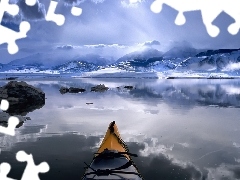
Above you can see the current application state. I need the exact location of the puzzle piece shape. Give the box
[45,0,65,26]
[0,99,19,136]
[0,0,36,54]
[0,99,9,111]
[0,21,31,54]
[0,0,19,18]
[16,151,50,180]
[150,0,240,37]
[71,6,82,16]
[0,116,19,136]
[45,0,82,25]
[25,0,37,6]
[0,163,16,180]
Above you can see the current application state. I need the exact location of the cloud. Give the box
[138,137,174,157]
[168,40,194,49]
[61,0,105,5]
[222,62,240,71]
[143,40,161,46]
[121,0,144,8]
[233,142,240,148]
[126,141,203,180]
[56,45,74,50]
[206,164,240,180]
[18,0,46,21]
[235,158,240,163]
[2,0,46,24]
[61,0,85,6]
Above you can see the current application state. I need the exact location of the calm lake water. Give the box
[1,78,240,180]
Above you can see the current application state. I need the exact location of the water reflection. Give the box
[0,80,46,129]
[0,79,240,180]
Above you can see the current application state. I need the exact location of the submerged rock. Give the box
[59,87,86,94]
[91,84,109,92]
[124,86,134,90]
[0,81,45,116]
[69,87,86,93]
[59,87,69,94]
[0,111,31,128]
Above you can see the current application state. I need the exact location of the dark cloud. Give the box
[127,142,204,180]
[2,0,46,23]
[18,0,46,21]
[56,45,74,50]
[61,0,85,6]
[206,164,240,180]
[0,133,101,180]
[143,40,161,46]
[61,0,105,6]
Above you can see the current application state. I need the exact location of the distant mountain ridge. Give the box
[1,46,240,75]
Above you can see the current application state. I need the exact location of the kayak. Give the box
[82,121,144,180]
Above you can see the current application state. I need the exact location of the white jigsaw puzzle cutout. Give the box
[0,100,50,180]
[150,0,240,37]
[16,151,50,180]
[46,0,82,25]
[0,163,16,180]
[0,151,50,180]
[0,99,19,136]
[0,0,82,54]
[0,0,35,54]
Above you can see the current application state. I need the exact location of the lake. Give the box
[1,78,240,180]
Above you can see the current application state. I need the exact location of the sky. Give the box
[1,0,240,64]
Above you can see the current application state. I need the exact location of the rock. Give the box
[86,102,93,105]
[69,87,86,93]
[5,77,18,80]
[0,112,29,128]
[59,87,86,94]
[91,84,109,92]
[59,87,69,94]
[124,86,134,90]
[0,81,45,116]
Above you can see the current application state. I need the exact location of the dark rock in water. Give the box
[59,87,69,94]
[6,77,18,80]
[124,86,134,90]
[0,112,30,128]
[86,102,93,105]
[91,84,109,92]
[0,81,45,116]
[69,87,86,93]
[59,87,86,94]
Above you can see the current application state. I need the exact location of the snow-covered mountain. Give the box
[176,49,240,73]
[1,46,240,76]
[116,48,163,63]
[112,48,174,72]
[163,46,199,59]
[53,60,100,73]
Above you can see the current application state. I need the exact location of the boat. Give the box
[82,121,144,180]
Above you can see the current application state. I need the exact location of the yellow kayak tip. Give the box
[96,121,130,159]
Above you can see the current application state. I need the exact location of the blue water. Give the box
[1,78,240,180]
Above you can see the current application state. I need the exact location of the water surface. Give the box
[1,78,240,180]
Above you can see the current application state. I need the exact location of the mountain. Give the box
[163,46,199,59]
[116,48,163,63]
[176,49,240,72]
[53,60,100,73]
[195,48,240,57]
[7,50,111,68]
[2,51,110,73]
[2,46,240,76]
[71,54,111,66]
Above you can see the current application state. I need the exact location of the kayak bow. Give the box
[82,121,143,180]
